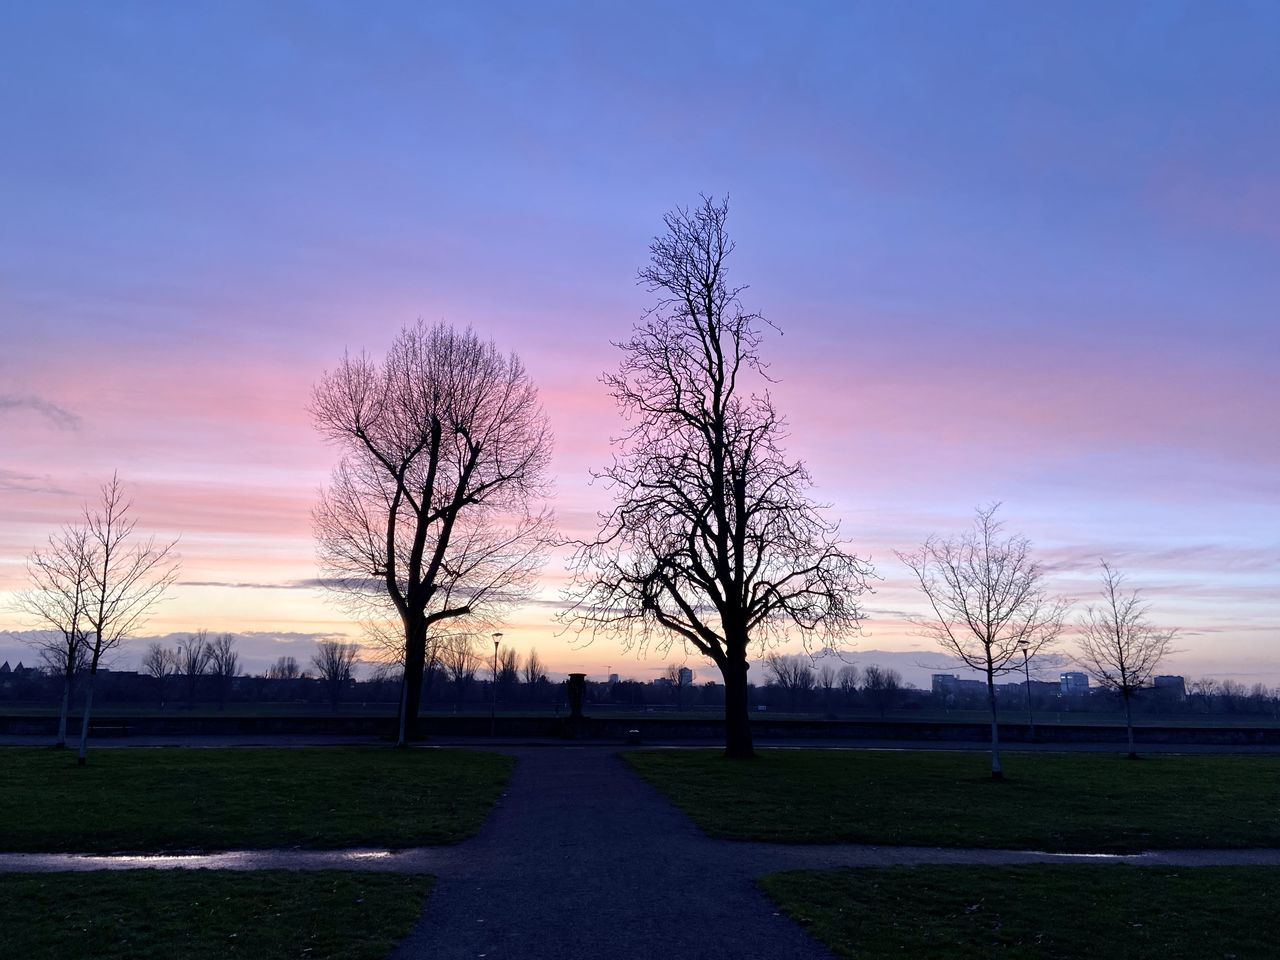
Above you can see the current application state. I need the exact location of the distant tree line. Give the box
[4,639,1278,723]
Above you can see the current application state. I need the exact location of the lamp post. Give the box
[1018,639,1035,738]
[491,632,503,737]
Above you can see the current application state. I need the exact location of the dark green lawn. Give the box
[0,870,430,960]
[761,865,1280,960]
[0,746,512,852]
[626,749,1280,851]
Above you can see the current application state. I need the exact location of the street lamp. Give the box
[1018,639,1035,738]
[491,632,503,736]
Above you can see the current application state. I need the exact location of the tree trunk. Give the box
[985,667,1003,780]
[396,670,410,747]
[399,619,427,738]
[1123,691,1137,759]
[76,670,98,766]
[722,654,755,759]
[56,672,71,748]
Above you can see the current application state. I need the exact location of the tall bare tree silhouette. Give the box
[567,197,874,758]
[312,321,553,745]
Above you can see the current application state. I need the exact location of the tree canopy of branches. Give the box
[207,633,239,709]
[898,504,1068,778]
[14,523,94,747]
[77,474,179,764]
[497,646,519,697]
[763,653,817,711]
[567,197,874,758]
[861,664,903,718]
[312,320,554,745]
[141,642,177,708]
[177,631,213,705]
[1077,560,1177,758]
[266,655,300,680]
[311,641,359,710]
[441,633,480,706]
[521,648,546,688]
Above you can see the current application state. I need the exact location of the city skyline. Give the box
[2,3,1277,685]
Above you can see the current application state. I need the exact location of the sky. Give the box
[1,1,1277,686]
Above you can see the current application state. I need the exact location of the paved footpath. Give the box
[5,746,1280,959]
[389,745,836,960]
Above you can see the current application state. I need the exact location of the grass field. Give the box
[760,865,1280,959]
[626,749,1280,851]
[0,870,430,960]
[0,746,512,852]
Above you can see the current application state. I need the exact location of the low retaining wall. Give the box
[3,713,1279,745]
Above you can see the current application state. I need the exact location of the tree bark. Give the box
[722,654,755,759]
[1123,691,1137,759]
[56,672,71,748]
[985,666,1003,780]
[399,619,427,738]
[76,670,97,766]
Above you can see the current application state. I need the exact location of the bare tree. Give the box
[266,655,300,680]
[567,197,874,758]
[441,634,480,708]
[177,631,213,705]
[207,633,240,710]
[664,662,694,711]
[13,523,94,747]
[1077,561,1177,759]
[816,661,837,714]
[311,320,554,745]
[497,646,519,699]
[522,648,546,688]
[763,653,817,712]
[141,642,177,709]
[861,664,903,718]
[312,641,359,711]
[837,664,860,705]
[77,475,180,764]
[898,504,1068,779]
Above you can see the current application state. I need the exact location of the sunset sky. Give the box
[2,2,1277,685]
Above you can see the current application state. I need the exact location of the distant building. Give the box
[677,666,694,686]
[932,674,986,697]
[1152,675,1187,700]
[607,673,619,686]
[1060,671,1089,695]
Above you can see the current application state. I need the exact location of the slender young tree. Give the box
[1076,560,1177,759]
[78,474,180,764]
[311,320,554,745]
[14,523,95,747]
[567,197,874,758]
[898,504,1068,779]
